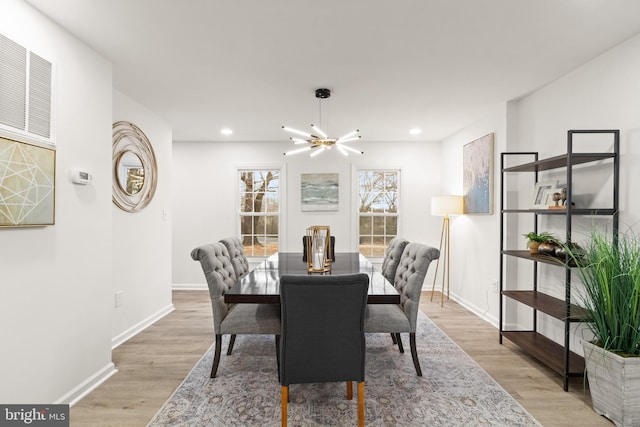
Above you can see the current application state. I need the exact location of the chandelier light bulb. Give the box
[310,125,328,139]
[284,146,312,156]
[309,146,326,157]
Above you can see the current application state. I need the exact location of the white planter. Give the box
[583,340,640,427]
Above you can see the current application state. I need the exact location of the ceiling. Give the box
[24,0,640,143]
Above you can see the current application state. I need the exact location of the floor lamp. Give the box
[430,195,464,306]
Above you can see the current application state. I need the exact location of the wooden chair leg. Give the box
[357,381,365,427]
[227,334,237,355]
[210,334,222,378]
[346,381,353,400]
[396,333,405,353]
[281,386,288,427]
[390,333,397,344]
[409,332,422,376]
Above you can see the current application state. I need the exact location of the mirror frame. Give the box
[112,121,158,212]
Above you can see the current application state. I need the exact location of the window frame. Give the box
[355,168,401,258]
[236,163,286,259]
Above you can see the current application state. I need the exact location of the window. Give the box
[239,169,280,256]
[358,170,399,257]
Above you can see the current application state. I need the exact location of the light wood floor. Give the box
[70,291,613,426]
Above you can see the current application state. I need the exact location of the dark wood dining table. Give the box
[224,252,400,304]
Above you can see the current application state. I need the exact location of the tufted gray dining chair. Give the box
[364,242,440,376]
[380,236,410,345]
[191,242,281,378]
[219,236,251,279]
[279,273,369,427]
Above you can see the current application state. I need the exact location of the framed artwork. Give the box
[531,181,558,209]
[0,136,56,227]
[463,133,494,214]
[301,173,338,211]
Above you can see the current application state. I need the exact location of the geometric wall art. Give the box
[463,132,494,214]
[0,136,55,227]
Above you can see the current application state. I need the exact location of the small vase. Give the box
[528,241,541,254]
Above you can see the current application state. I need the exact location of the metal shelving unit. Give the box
[499,129,619,391]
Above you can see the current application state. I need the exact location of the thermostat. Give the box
[71,168,92,185]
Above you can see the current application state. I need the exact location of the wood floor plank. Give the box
[69,290,612,426]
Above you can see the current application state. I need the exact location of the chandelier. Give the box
[283,88,362,157]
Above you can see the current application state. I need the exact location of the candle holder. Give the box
[305,226,332,273]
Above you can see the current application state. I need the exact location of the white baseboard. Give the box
[173,283,207,290]
[56,362,117,406]
[448,291,499,328]
[111,304,175,349]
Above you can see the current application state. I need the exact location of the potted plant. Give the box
[563,229,640,427]
[523,231,557,254]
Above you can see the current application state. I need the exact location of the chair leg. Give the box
[210,334,222,378]
[227,334,237,355]
[275,335,281,382]
[357,381,365,427]
[281,385,288,427]
[346,381,353,400]
[409,332,422,376]
[396,333,405,353]
[390,333,397,344]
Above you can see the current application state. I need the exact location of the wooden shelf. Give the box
[502,290,588,321]
[502,208,616,216]
[501,331,585,376]
[503,152,615,173]
[502,250,566,266]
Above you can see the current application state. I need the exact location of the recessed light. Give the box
[409,128,422,135]
[221,128,233,135]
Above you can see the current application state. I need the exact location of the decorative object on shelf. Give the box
[430,195,464,306]
[562,229,639,426]
[283,88,362,157]
[523,231,557,254]
[537,241,560,256]
[531,181,558,209]
[300,173,339,212]
[112,121,158,212]
[305,225,332,273]
[0,136,55,227]
[463,133,494,214]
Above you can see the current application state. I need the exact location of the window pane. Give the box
[372,216,384,235]
[359,216,371,235]
[238,169,280,256]
[386,216,397,235]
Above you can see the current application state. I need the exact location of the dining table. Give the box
[224,252,400,304]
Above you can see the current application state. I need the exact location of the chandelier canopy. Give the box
[283,88,362,157]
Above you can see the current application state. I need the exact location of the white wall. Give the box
[0,1,174,405]
[112,91,174,347]
[508,33,640,354]
[0,0,114,404]
[439,103,507,324]
[172,139,443,287]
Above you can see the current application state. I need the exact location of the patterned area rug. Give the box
[148,311,540,426]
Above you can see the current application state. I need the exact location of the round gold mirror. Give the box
[112,121,157,212]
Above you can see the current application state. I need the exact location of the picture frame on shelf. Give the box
[531,181,558,209]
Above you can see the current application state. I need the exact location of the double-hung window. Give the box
[239,169,280,256]
[358,170,400,257]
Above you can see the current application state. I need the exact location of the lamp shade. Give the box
[431,195,464,216]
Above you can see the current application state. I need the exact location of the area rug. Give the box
[148,311,541,426]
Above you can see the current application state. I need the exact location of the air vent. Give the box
[0,33,53,142]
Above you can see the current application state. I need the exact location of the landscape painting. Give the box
[0,136,56,227]
[463,133,493,214]
[301,173,339,211]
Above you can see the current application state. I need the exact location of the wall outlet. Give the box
[115,291,123,308]
[490,280,498,293]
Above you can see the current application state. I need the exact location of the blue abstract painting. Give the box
[463,133,493,214]
[301,173,339,211]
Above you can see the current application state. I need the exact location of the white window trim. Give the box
[235,162,287,260]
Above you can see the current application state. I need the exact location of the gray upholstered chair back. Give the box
[190,243,237,332]
[279,273,369,386]
[380,236,410,284]
[394,242,440,331]
[219,237,250,279]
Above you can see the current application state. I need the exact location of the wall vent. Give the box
[0,33,53,143]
